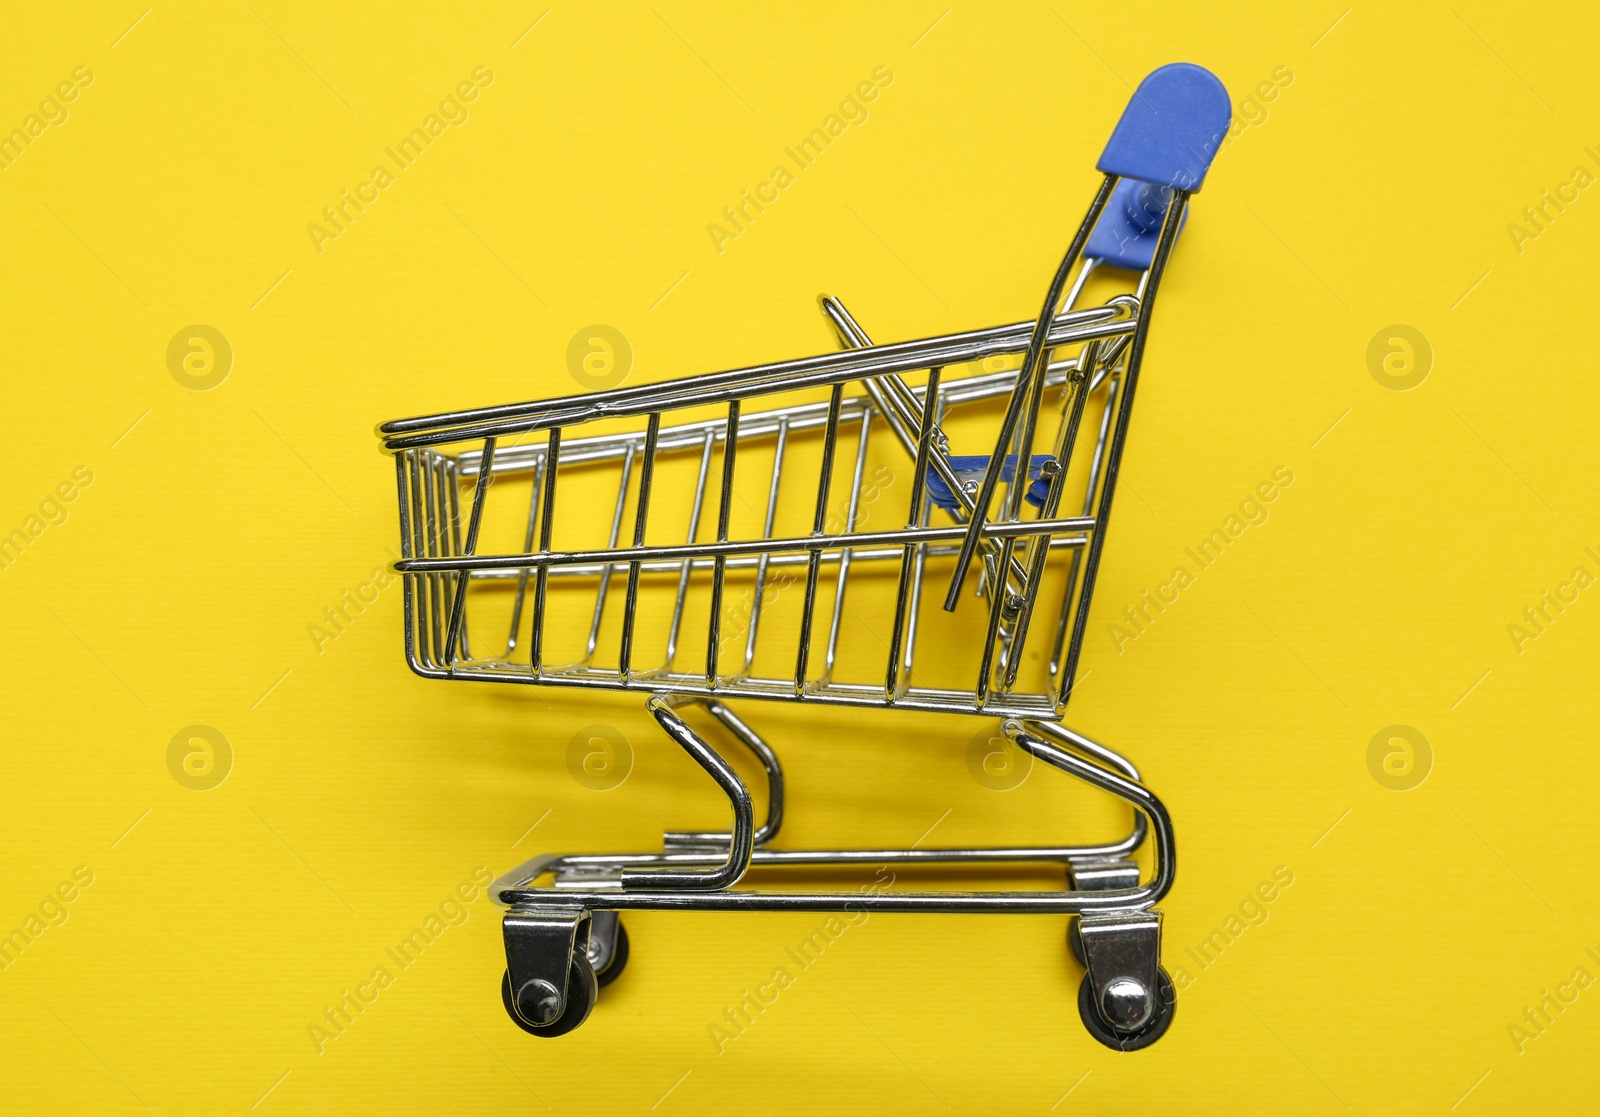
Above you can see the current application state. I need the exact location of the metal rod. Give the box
[885,368,941,701]
[943,174,1119,610]
[529,429,561,675]
[1058,190,1190,709]
[1001,339,1100,689]
[381,303,1134,450]
[794,384,844,694]
[443,438,496,663]
[581,443,636,665]
[823,409,872,683]
[740,416,789,678]
[398,515,1095,574]
[663,430,716,671]
[620,696,755,891]
[1052,371,1119,680]
[619,413,661,679]
[504,452,545,657]
[705,401,739,686]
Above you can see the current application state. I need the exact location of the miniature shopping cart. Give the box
[377,64,1230,1050]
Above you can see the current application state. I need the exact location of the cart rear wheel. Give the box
[1077,968,1175,1051]
[502,956,598,1038]
[593,920,630,988]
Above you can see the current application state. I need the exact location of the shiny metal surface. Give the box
[379,161,1199,1044]
[502,906,589,1025]
[1078,910,1163,1033]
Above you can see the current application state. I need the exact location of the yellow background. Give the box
[3,1,1598,1112]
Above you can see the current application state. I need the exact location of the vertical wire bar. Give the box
[901,395,946,685]
[1000,338,1055,526]
[618,413,661,680]
[706,402,740,686]
[998,261,1096,592]
[422,455,445,665]
[884,368,941,701]
[821,295,989,531]
[529,429,561,676]
[505,454,546,657]
[444,438,497,664]
[435,461,457,650]
[583,444,637,664]
[1059,191,1189,709]
[395,453,419,669]
[1051,370,1119,679]
[1005,256,1098,531]
[405,453,431,666]
[823,408,872,684]
[818,297,927,458]
[741,416,790,677]
[793,384,846,695]
[974,535,1020,707]
[664,429,717,671]
[943,175,1117,610]
[1001,341,1099,691]
[445,458,472,660]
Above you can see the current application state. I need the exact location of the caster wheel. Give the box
[594,921,630,989]
[502,955,598,1038]
[1077,968,1176,1052]
[1067,919,1085,967]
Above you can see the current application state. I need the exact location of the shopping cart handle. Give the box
[926,454,1052,513]
[1097,63,1231,192]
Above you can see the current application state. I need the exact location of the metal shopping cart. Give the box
[377,63,1230,1050]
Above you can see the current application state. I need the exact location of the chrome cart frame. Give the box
[377,63,1231,1050]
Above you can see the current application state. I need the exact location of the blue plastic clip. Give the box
[1084,178,1190,272]
[926,455,1053,513]
[1097,63,1232,192]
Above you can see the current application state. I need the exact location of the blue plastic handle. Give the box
[1097,63,1231,192]
[1084,178,1190,272]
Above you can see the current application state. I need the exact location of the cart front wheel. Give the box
[1077,968,1175,1051]
[593,920,630,988]
[502,956,598,1038]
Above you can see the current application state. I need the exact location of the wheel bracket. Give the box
[503,906,590,1026]
[1078,910,1162,1034]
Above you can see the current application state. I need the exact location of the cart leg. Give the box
[658,698,785,851]
[1076,911,1175,1051]
[620,696,756,891]
[501,907,599,1038]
